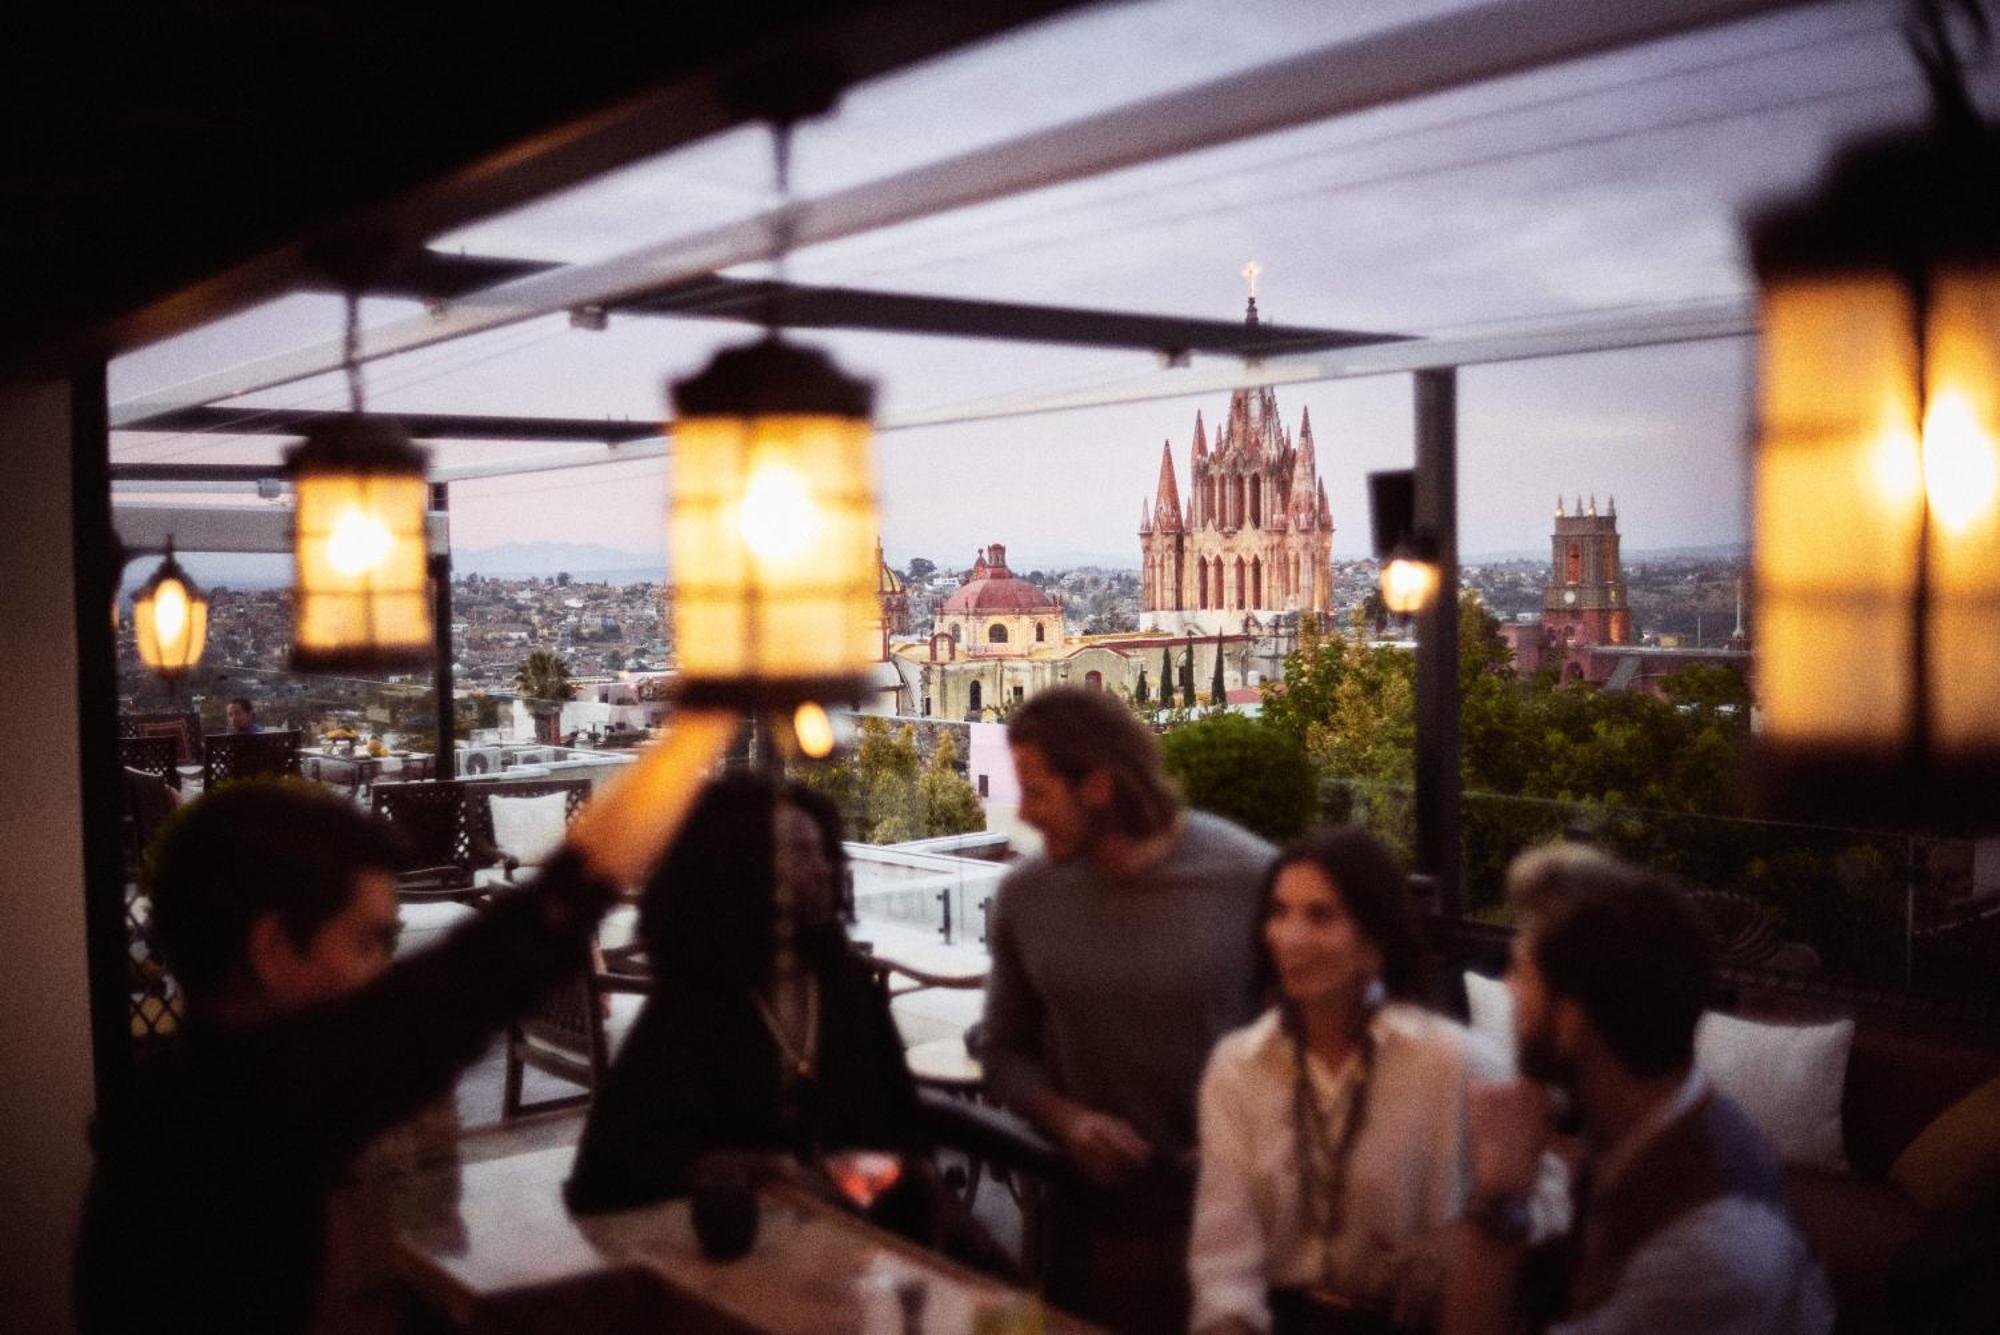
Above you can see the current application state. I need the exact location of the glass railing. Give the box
[1317,776,1994,999]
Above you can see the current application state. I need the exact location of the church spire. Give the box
[1191,409,1208,463]
[1241,259,1262,326]
[1316,479,1332,528]
[1153,440,1183,531]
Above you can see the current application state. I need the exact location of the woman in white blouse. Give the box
[1189,828,1525,1335]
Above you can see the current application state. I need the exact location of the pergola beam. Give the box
[117,405,665,444]
[339,256,1412,358]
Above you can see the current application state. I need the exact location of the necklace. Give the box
[754,975,820,1083]
[1291,1011,1378,1299]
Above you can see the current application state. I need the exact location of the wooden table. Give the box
[395,1146,1095,1334]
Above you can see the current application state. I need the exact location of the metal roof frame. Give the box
[107,0,1821,432]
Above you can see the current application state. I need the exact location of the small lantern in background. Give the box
[132,540,208,683]
[668,335,879,719]
[286,417,434,672]
[1368,468,1438,617]
[1744,6,2000,828]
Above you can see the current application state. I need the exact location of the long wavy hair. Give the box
[638,770,850,1000]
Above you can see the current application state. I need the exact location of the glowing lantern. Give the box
[285,417,434,672]
[132,541,208,680]
[668,337,878,709]
[1745,107,2000,826]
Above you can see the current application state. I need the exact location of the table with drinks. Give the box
[394,1145,1097,1334]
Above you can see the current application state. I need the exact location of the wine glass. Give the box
[823,1149,904,1211]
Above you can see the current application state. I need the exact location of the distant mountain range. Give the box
[453,541,665,581]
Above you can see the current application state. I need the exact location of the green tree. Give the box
[514,649,574,744]
[514,649,575,701]
[916,732,985,837]
[1210,639,1226,703]
[1161,713,1316,843]
[907,557,936,581]
[1180,646,1196,710]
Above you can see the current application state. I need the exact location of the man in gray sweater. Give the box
[982,687,1273,1333]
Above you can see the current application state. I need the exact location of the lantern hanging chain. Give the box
[343,289,366,415]
[1905,0,1992,137]
[765,118,797,337]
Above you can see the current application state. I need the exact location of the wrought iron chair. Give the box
[501,949,650,1120]
[120,710,202,768]
[117,733,180,790]
[372,780,483,901]
[201,729,302,787]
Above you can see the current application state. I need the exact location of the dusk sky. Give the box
[107,0,1991,573]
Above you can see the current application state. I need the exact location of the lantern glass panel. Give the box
[1381,558,1438,616]
[134,575,208,675]
[1925,268,2000,751]
[1755,275,1923,742]
[292,471,432,659]
[670,412,878,682]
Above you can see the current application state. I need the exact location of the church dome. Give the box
[941,543,1058,615]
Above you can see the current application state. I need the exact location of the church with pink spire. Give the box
[1138,294,1335,635]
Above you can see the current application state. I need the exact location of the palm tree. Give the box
[514,650,574,743]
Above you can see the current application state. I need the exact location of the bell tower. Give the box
[1542,493,1630,647]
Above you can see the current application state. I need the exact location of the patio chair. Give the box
[372,780,485,902]
[502,948,650,1120]
[117,733,180,789]
[120,710,203,767]
[201,729,302,787]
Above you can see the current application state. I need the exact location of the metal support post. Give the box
[1413,368,1463,916]
[430,482,456,781]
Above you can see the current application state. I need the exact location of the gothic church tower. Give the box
[1139,294,1335,635]
[1541,494,1631,646]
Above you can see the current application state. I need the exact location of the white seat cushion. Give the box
[487,790,570,868]
[1695,1011,1854,1172]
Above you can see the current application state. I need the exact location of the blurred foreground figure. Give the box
[1443,846,1833,1335]
[76,780,621,1335]
[1190,828,1563,1335]
[983,687,1274,1333]
[565,775,924,1209]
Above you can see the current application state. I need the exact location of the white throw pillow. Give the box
[487,791,570,868]
[1695,1011,1853,1173]
[1463,970,1516,1075]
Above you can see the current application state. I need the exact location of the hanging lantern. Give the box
[1368,468,1438,617]
[1744,51,2000,827]
[668,336,879,708]
[132,541,208,680]
[285,416,435,672]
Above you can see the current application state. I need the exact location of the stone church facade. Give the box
[1138,315,1335,636]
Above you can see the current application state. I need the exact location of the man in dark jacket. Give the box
[76,779,619,1335]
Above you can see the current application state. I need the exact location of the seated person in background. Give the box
[1190,828,1558,1335]
[1443,846,1833,1335]
[77,779,623,1335]
[225,696,260,733]
[565,773,943,1245]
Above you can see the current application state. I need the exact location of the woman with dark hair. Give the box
[564,771,926,1222]
[1188,828,1540,1335]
